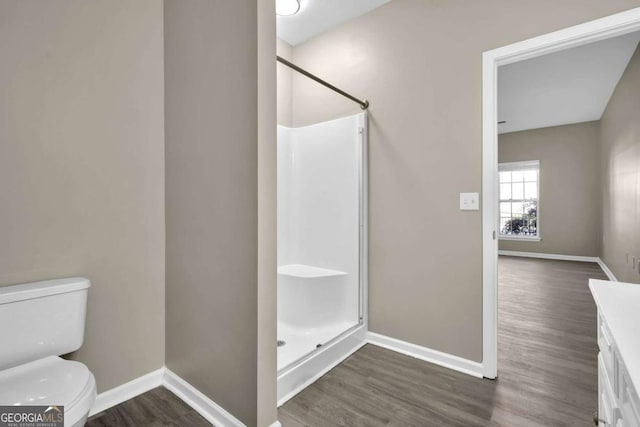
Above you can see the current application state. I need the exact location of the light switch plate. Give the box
[460,192,480,211]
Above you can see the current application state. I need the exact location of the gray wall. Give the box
[0,1,277,422]
[277,39,293,127]
[499,122,602,257]
[164,1,276,425]
[0,1,165,392]
[258,0,278,425]
[287,0,640,362]
[601,44,640,284]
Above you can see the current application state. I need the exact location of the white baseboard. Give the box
[596,258,618,281]
[498,250,599,263]
[89,367,165,416]
[367,332,483,378]
[497,250,618,281]
[91,367,252,426]
[90,331,486,426]
[163,368,245,427]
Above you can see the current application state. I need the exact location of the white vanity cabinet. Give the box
[590,279,640,427]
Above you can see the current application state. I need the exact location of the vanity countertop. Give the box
[590,279,640,391]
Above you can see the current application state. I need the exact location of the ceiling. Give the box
[277,0,391,46]
[498,31,640,134]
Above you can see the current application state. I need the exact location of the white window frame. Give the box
[498,160,541,242]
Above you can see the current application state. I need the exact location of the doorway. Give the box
[482,7,640,379]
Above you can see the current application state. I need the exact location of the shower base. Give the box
[277,321,357,371]
[277,322,367,406]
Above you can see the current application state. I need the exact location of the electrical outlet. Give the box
[460,192,480,211]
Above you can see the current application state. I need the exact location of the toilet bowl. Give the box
[0,278,96,427]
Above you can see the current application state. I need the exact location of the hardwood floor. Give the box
[85,257,606,426]
[278,256,608,426]
[278,344,497,427]
[495,257,607,426]
[86,387,209,427]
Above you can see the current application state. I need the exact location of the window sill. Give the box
[499,236,541,242]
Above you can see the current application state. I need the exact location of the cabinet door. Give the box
[618,366,640,427]
[598,313,616,381]
[600,354,618,426]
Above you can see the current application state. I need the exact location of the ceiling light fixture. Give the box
[276,0,300,16]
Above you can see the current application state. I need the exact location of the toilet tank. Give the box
[0,277,90,371]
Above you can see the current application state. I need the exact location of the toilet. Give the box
[0,278,97,427]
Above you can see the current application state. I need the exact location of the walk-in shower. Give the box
[277,112,368,404]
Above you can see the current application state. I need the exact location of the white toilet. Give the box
[0,277,97,427]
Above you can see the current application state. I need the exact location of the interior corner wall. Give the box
[287,0,640,362]
[498,122,602,257]
[0,0,165,392]
[164,1,260,425]
[600,43,640,284]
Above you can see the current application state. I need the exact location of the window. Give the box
[499,160,539,240]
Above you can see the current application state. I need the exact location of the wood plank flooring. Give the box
[86,387,210,427]
[278,256,608,426]
[494,257,607,426]
[86,257,607,426]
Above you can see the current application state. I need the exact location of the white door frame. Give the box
[482,7,640,379]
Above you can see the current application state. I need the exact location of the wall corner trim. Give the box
[367,332,483,378]
[163,369,246,427]
[596,258,618,282]
[90,368,246,426]
[89,367,165,417]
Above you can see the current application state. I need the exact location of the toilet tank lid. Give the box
[0,277,90,305]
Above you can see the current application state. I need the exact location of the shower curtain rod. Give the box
[277,56,369,110]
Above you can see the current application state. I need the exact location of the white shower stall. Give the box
[277,113,368,404]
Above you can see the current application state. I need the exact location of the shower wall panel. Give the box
[277,114,364,360]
